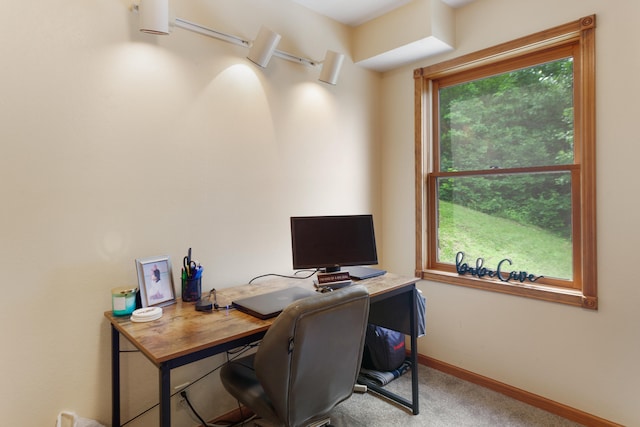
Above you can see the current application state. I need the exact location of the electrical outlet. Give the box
[178,397,188,410]
[178,391,191,414]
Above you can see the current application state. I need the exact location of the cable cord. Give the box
[248,268,319,284]
[181,391,212,426]
[119,343,259,426]
[181,387,257,427]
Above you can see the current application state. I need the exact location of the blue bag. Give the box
[362,324,406,372]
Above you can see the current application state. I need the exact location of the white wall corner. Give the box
[431,0,455,47]
[353,0,455,72]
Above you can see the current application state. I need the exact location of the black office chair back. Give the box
[254,285,370,427]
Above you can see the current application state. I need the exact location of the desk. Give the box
[105,273,420,427]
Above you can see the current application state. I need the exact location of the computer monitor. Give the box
[290,214,379,273]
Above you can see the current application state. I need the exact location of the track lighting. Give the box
[318,50,345,85]
[247,26,282,68]
[138,0,169,35]
[174,18,249,48]
[134,4,345,84]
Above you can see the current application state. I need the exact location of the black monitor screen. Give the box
[290,214,378,272]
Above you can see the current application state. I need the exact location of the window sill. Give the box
[419,269,597,310]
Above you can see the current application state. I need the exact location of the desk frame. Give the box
[107,274,420,427]
[362,284,420,414]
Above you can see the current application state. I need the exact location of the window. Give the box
[414,16,597,309]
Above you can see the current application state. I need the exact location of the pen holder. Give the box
[182,276,201,302]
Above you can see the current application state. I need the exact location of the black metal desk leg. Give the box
[111,325,121,427]
[410,288,420,415]
[159,364,171,427]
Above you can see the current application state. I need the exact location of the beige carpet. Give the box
[327,364,584,427]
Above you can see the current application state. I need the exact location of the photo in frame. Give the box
[135,255,177,308]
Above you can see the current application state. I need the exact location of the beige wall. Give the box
[0,1,382,425]
[381,0,640,426]
[2,0,638,426]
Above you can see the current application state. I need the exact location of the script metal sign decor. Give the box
[455,252,544,284]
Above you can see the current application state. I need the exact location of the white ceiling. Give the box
[294,0,476,27]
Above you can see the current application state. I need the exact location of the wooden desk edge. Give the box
[104,272,419,365]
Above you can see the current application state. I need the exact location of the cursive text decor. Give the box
[455,251,544,284]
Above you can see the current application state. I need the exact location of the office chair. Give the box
[220,285,370,427]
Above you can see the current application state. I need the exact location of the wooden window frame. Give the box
[414,15,597,309]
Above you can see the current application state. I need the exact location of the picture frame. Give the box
[135,255,177,308]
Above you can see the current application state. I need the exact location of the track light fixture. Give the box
[134,4,344,84]
[318,50,345,85]
[137,0,169,35]
[247,26,282,68]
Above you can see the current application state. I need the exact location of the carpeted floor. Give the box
[327,364,584,427]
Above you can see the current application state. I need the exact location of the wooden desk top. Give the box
[105,273,418,366]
